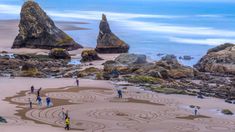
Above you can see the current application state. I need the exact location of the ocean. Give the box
[1,0,235,66]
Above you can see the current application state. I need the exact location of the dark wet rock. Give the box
[195,43,235,75]
[179,56,194,60]
[95,14,129,53]
[0,116,7,123]
[49,48,71,59]
[115,53,147,65]
[221,109,234,115]
[12,1,82,50]
[157,53,164,56]
[81,50,103,62]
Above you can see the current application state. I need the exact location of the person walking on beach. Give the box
[36,96,42,106]
[31,85,34,94]
[46,96,51,107]
[65,117,70,130]
[37,87,42,97]
[29,98,33,109]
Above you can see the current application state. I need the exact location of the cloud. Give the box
[168,37,235,45]
[1,4,235,39]
[122,20,235,37]
[0,4,20,14]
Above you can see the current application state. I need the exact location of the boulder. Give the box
[115,53,147,65]
[95,14,129,53]
[81,50,102,62]
[49,48,71,59]
[195,43,235,75]
[12,1,82,50]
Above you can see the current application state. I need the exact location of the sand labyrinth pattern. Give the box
[45,92,96,103]
[25,106,105,131]
[6,86,235,132]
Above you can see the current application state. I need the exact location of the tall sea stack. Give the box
[95,14,129,53]
[12,1,83,50]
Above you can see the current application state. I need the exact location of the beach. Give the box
[0,1,235,131]
[0,77,234,132]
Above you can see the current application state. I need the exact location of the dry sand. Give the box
[0,77,234,132]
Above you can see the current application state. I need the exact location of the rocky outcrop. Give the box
[136,55,195,79]
[49,48,71,59]
[195,43,235,75]
[95,14,129,53]
[0,54,81,78]
[115,53,147,65]
[12,1,82,50]
[20,63,41,77]
[81,50,102,62]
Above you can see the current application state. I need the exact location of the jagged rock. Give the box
[95,14,129,53]
[12,1,82,50]
[49,48,71,59]
[195,43,235,75]
[115,53,147,65]
[81,50,102,62]
[134,55,195,79]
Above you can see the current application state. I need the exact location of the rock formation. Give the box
[195,43,235,75]
[81,50,102,62]
[12,1,82,50]
[115,53,147,65]
[95,14,129,53]
[49,48,71,59]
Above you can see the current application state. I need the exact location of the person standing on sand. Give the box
[65,117,70,130]
[29,98,33,109]
[46,96,51,107]
[118,89,123,98]
[76,78,79,87]
[31,85,34,94]
[194,107,198,116]
[36,96,42,106]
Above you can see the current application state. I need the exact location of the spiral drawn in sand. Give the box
[46,92,96,103]
[11,94,36,104]
[25,106,105,131]
[6,86,235,132]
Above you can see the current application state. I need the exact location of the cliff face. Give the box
[195,43,235,75]
[95,14,129,53]
[12,1,83,50]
